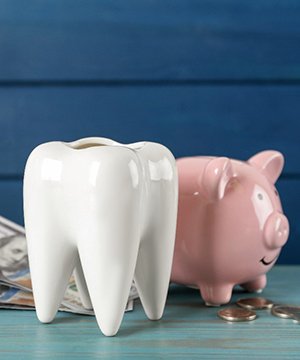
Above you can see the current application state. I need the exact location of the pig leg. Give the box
[199,283,233,306]
[240,274,267,293]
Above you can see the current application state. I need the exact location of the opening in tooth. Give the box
[66,138,147,151]
[70,143,107,150]
[66,137,118,150]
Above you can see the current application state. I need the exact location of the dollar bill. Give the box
[0,215,138,314]
[0,284,34,307]
[0,216,31,291]
[0,282,135,314]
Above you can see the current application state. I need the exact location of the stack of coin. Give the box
[271,305,300,323]
[218,307,257,322]
[217,297,300,324]
[218,297,273,322]
[236,297,273,310]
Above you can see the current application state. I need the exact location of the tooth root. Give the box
[134,225,175,320]
[134,182,178,320]
[25,225,76,323]
[74,258,93,310]
[77,190,141,336]
[78,233,140,336]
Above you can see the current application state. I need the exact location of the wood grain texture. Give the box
[0,85,299,175]
[0,178,297,264]
[0,266,298,359]
[276,178,300,264]
[0,0,300,80]
[0,180,23,225]
[0,0,298,266]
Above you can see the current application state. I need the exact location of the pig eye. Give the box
[274,189,279,196]
[257,193,263,200]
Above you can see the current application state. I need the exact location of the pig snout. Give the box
[263,212,289,249]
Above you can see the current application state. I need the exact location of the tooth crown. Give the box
[23,137,178,336]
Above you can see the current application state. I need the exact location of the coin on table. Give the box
[272,305,300,321]
[236,297,274,310]
[271,306,291,319]
[218,307,257,322]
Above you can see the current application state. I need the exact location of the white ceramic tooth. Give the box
[133,146,178,320]
[23,186,77,323]
[23,137,178,336]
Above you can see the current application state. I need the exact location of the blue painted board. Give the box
[0,178,298,264]
[0,0,300,80]
[0,266,298,359]
[0,180,23,226]
[276,178,300,264]
[0,0,298,268]
[0,85,299,175]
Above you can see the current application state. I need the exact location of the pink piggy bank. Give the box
[171,151,289,305]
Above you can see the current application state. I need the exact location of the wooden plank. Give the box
[0,85,299,174]
[0,266,298,358]
[0,180,23,227]
[276,178,300,265]
[0,0,300,80]
[0,178,298,264]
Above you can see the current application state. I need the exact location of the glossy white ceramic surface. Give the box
[23,137,178,336]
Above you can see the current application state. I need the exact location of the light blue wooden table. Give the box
[0,266,299,359]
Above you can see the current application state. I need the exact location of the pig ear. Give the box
[248,150,284,183]
[201,157,234,201]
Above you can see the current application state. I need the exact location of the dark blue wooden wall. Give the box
[0,1,299,263]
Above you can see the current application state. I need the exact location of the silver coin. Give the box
[218,307,257,322]
[236,297,274,310]
[272,305,300,322]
